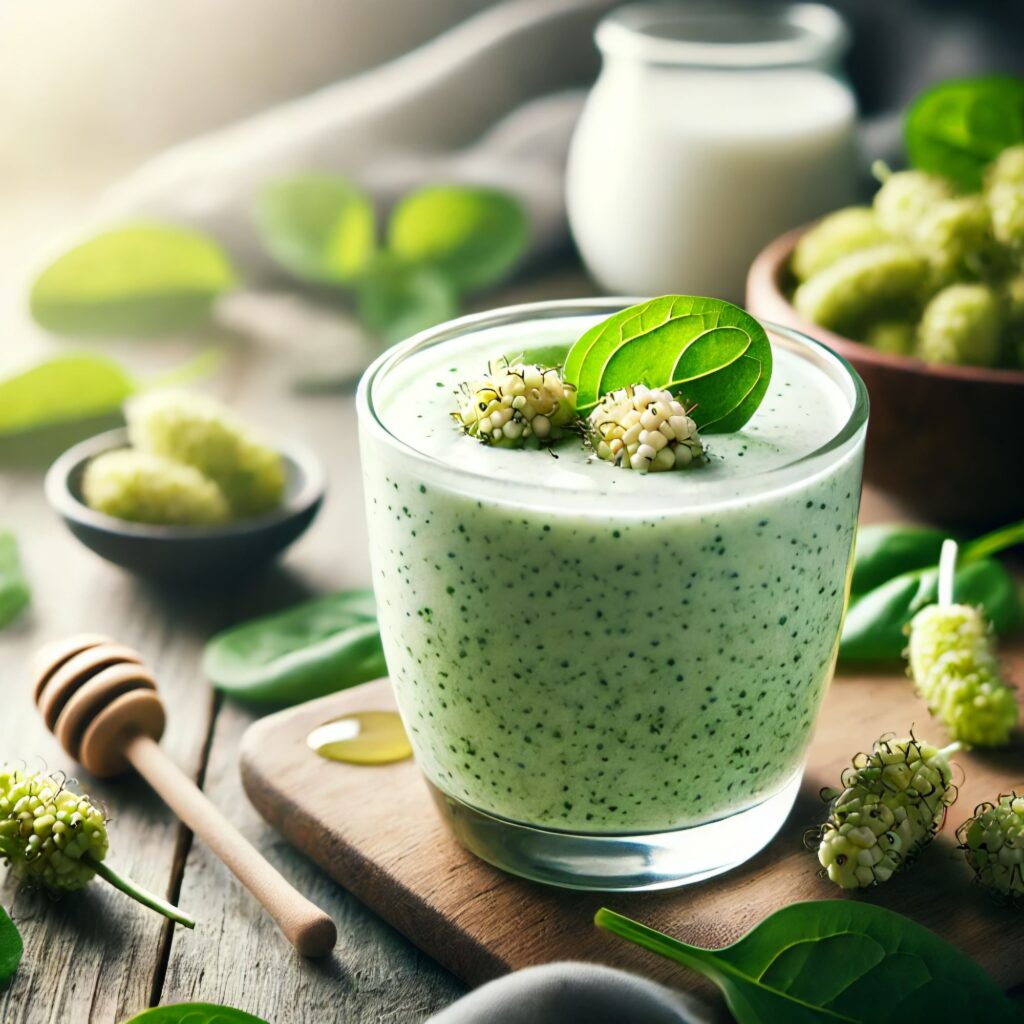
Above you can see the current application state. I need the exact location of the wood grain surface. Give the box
[241,648,1024,1006]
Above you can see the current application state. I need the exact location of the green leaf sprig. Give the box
[203,590,386,706]
[563,296,772,433]
[597,902,1018,1023]
[30,224,235,337]
[840,519,1024,661]
[906,75,1024,191]
[255,175,527,344]
[123,1004,267,1024]
[0,906,22,990]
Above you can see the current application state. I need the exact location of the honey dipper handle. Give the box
[124,733,337,957]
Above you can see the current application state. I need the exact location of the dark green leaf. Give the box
[0,354,136,437]
[122,1003,267,1024]
[387,185,528,292]
[356,258,459,345]
[850,525,948,597]
[30,224,235,337]
[255,174,377,284]
[840,557,1021,661]
[0,531,30,630]
[204,590,387,706]
[597,902,1017,1024]
[0,905,22,989]
[563,296,772,432]
[905,75,1024,191]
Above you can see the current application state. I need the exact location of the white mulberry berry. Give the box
[83,449,230,526]
[0,767,108,892]
[454,361,576,447]
[916,283,1002,368]
[587,385,703,473]
[957,791,1024,903]
[813,735,957,889]
[127,390,285,519]
[907,604,1018,747]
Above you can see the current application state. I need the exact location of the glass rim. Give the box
[595,2,849,70]
[356,297,869,513]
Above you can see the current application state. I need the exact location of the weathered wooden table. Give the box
[0,266,605,1023]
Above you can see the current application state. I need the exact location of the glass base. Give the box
[427,769,802,892]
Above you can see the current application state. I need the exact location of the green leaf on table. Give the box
[0,354,136,437]
[255,174,377,284]
[563,296,773,432]
[30,224,235,337]
[597,902,1018,1024]
[849,525,949,597]
[0,531,30,630]
[840,557,1021,662]
[0,349,220,449]
[356,258,459,345]
[123,1004,267,1024]
[0,906,22,989]
[905,75,1024,191]
[204,589,387,706]
[387,185,528,292]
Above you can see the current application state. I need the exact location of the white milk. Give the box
[567,3,858,302]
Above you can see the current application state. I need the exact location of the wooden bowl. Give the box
[46,429,325,583]
[747,227,1024,529]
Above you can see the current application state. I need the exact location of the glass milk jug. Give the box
[567,2,858,301]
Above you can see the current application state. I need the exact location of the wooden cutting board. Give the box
[240,647,1024,1001]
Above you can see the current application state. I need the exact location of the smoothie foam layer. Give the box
[360,306,866,835]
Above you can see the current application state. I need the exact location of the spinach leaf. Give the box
[255,174,377,284]
[563,296,772,432]
[849,525,948,597]
[30,224,235,337]
[840,517,1024,661]
[0,354,135,437]
[356,258,459,345]
[387,185,528,292]
[123,1004,267,1024]
[204,590,387,706]
[597,902,1017,1024]
[0,531,30,629]
[0,906,22,989]
[841,557,1020,662]
[905,75,1024,191]
[0,351,221,455]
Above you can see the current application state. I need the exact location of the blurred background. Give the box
[3,0,1022,289]
[2,0,1024,523]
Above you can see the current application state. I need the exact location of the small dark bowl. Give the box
[748,226,1024,529]
[46,429,326,582]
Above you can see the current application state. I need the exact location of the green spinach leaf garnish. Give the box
[563,296,772,432]
[597,902,1018,1023]
[905,75,1024,191]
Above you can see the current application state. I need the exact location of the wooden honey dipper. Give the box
[31,633,337,957]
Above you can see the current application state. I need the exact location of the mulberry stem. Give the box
[84,855,195,929]
[937,538,958,607]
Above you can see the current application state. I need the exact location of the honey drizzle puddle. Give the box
[307,710,412,764]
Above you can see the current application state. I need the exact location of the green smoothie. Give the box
[359,307,865,835]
